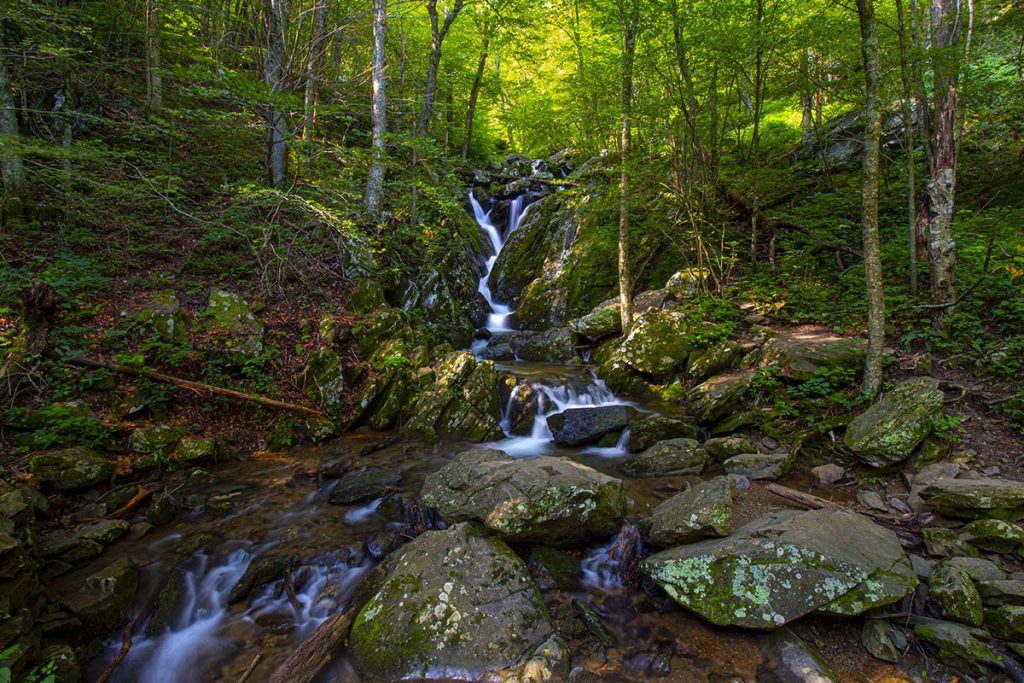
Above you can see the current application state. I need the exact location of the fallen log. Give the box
[267,606,357,683]
[65,356,324,417]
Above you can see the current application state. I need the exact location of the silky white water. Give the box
[469,192,530,331]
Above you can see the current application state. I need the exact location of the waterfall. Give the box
[469,192,531,332]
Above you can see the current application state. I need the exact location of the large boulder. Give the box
[687,372,753,424]
[405,353,504,442]
[687,341,742,383]
[350,523,560,681]
[421,449,625,545]
[920,478,1024,520]
[61,558,139,635]
[759,333,867,381]
[546,405,637,446]
[621,438,708,478]
[640,509,918,630]
[204,290,264,359]
[570,304,621,341]
[617,310,698,379]
[301,347,347,414]
[485,328,580,364]
[627,414,701,453]
[844,377,944,467]
[29,448,113,491]
[929,560,983,626]
[644,477,734,546]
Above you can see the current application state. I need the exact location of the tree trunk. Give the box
[302,0,330,142]
[856,0,886,399]
[264,0,289,188]
[462,37,489,159]
[749,0,765,265]
[0,31,27,206]
[926,0,960,332]
[364,0,387,215]
[909,0,932,172]
[618,1,639,335]
[895,0,918,296]
[418,0,464,134]
[145,0,163,114]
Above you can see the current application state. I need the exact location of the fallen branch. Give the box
[236,654,262,683]
[95,618,135,683]
[65,357,324,417]
[79,487,152,524]
[267,607,357,683]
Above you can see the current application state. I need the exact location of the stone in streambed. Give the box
[920,478,1024,520]
[547,405,637,446]
[724,453,792,481]
[640,509,918,630]
[627,415,700,453]
[621,439,708,478]
[421,449,625,546]
[62,558,139,636]
[228,553,299,604]
[644,477,734,546]
[329,467,403,505]
[843,377,944,467]
[349,522,560,681]
[929,559,984,626]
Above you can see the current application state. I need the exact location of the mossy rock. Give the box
[349,522,556,681]
[421,449,625,546]
[962,518,1024,554]
[61,558,139,636]
[640,509,918,630]
[844,377,944,468]
[304,416,337,443]
[204,290,264,359]
[923,528,980,557]
[644,476,735,546]
[704,436,755,462]
[617,310,698,380]
[921,478,1024,520]
[985,605,1024,640]
[570,304,621,341]
[688,341,742,383]
[133,292,189,343]
[759,333,866,382]
[687,372,754,425]
[301,347,347,414]
[914,621,1003,673]
[723,452,793,481]
[930,560,984,626]
[404,353,503,443]
[627,415,701,453]
[29,447,114,491]
[621,438,708,478]
[130,425,187,457]
[351,278,387,315]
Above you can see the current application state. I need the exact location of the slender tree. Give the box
[364,0,388,214]
[463,36,488,158]
[856,0,885,398]
[145,0,163,114]
[0,31,27,206]
[302,0,330,141]
[419,0,464,134]
[895,0,918,295]
[617,0,639,334]
[263,0,289,188]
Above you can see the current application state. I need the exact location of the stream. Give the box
[80,192,895,682]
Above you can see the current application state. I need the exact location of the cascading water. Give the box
[469,192,530,332]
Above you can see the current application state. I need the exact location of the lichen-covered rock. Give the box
[759,333,866,382]
[29,448,113,491]
[929,560,984,626]
[687,372,753,424]
[133,292,188,343]
[914,621,1004,673]
[570,304,621,341]
[617,310,698,379]
[844,377,944,467]
[621,439,708,478]
[356,306,415,358]
[301,347,347,414]
[204,290,264,359]
[920,478,1024,520]
[130,425,187,457]
[665,269,709,298]
[404,353,504,443]
[596,356,659,400]
[645,477,734,546]
[985,605,1024,640]
[349,523,556,681]
[511,328,579,364]
[723,453,792,481]
[640,509,918,630]
[975,579,1024,606]
[962,519,1024,553]
[421,449,625,545]
[704,436,755,462]
[687,341,742,383]
[304,416,337,443]
[923,528,979,557]
[627,415,701,453]
[62,558,139,635]
[546,405,637,446]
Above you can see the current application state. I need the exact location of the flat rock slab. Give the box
[640,509,918,630]
[350,522,558,681]
[920,478,1024,520]
[621,438,708,478]
[547,405,637,446]
[723,453,792,481]
[421,449,625,546]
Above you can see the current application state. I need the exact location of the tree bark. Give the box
[264,0,289,188]
[462,37,489,159]
[749,0,766,265]
[145,0,163,114]
[302,0,330,142]
[0,30,27,204]
[618,0,639,335]
[926,0,960,332]
[364,0,387,215]
[895,0,918,296]
[418,0,464,134]
[267,608,357,683]
[856,0,886,399]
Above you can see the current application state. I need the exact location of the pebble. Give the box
[857,490,888,512]
[811,464,846,487]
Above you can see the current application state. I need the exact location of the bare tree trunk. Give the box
[302,0,329,142]
[0,32,27,207]
[618,1,639,335]
[264,0,289,188]
[462,37,489,159]
[910,0,932,172]
[418,0,464,134]
[856,0,886,398]
[896,0,918,296]
[398,29,407,129]
[706,62,719,192]
[364,0,387,215]
[749,0,765,265]
[145,0,163,114]
[927,0,960,332]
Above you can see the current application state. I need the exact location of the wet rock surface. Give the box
[547,405,637,446]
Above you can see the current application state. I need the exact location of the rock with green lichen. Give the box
[759,333,866,382]
[923,528,979,557]
[627,415,701,453]
[29,447,114,491]
[861,619,900,663]
[61,558,139,636]
[723,452,793,481]
[596,356,660,401]
[621,438,708,478]
[204,290,264,359]
[640,509,918,630]
[617,310,698,379]
[844,377,944,468]
[962,518,1024,554]
[301,347,347,414]
[946,556,1005,581]
[130,425,187,457]
[929,560,984,626]
[304,416,337,443]
[687,341,742,383]
[421,449,625,546]
[349,522,558,681]
[687,372,754,425]
[665,268,709,298]
[985,605,1024,640]
[644,476,734,546]
[133,292,189,343]
[921,478,1024,520]
[570,304,621,341]
[704,436,755,462]
[975,579,1024,606]
[914,621,1003,673]
[404,353,503,443]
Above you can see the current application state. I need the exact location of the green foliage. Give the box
[7,403,115,451]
